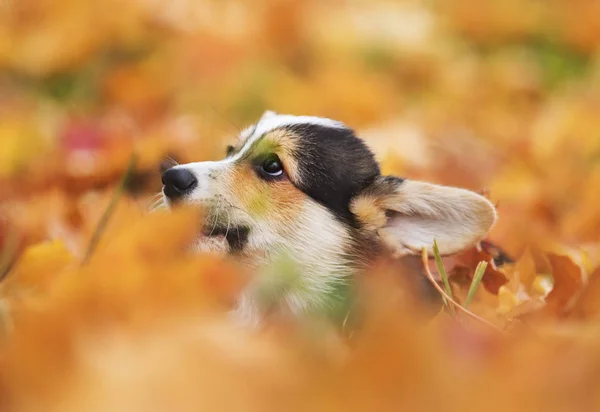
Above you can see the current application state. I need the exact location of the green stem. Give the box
[82,153,137,265]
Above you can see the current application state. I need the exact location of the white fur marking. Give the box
[234,112,346,162]
[231,199,354,323]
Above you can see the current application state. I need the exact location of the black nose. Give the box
[162,168,197,200]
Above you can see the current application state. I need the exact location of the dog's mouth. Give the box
[201,225,250,253]
[162,200,251,253]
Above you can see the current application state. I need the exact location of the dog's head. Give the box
[160,111,496,318]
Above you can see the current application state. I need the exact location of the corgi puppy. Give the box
[160,111,496,325]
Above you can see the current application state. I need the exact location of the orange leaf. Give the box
[449,245,509,294]
[514,248,537,290]
[567,267,600,320]
[543,254,584,315]
[2,241,73,292]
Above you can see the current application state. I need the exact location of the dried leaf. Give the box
[544,253,585,315]
[2,241,73,293]
[514,248,537,290]
[449,246,509,294]
[567,267,600,320]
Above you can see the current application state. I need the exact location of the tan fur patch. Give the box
[263,129,303,185]
[234,128,303,185]
[223,128,309,226]
[227,162,306,225]
[350,195,387,232]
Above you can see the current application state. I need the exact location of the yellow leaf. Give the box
[497,285,520,315]
[0,121,47,178]
[3,241,73,292]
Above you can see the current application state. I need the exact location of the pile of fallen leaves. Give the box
[2,0,600,411]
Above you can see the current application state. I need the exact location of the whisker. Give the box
[148,200,161,211]
[206,103,242,136]
[147,194,164,206]
[224,208,232,240]
[208,198,222,237]
[222,199,253,221]
[150,201,165,213]
[147,193,164,202]
[165,156,179,167]
[159,157,180,174]
[147,192,167,213]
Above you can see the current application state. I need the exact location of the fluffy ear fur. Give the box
[351,176,497,256]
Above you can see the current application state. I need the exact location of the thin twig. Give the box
[421,247,504,333]
[0,298,13,337]
[0,229,20,283]
[82,153,138,265]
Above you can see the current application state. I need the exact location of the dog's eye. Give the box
[226,145,235,156]
[260,155,284,178]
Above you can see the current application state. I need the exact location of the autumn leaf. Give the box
[438,244,508,295]
[1,241,73,293]
[543,253,585,315]
[566,267,600,320]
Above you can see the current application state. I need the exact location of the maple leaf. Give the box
[567,267,600,320]
[543,253,585,315]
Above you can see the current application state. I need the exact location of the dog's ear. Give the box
[350,176,496,256]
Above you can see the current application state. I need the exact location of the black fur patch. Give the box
[285,123,381,226]
[226,226,250,253]
[204,225,250,253]
[363,175,406,199]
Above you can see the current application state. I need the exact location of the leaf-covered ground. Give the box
[2,1,600,411]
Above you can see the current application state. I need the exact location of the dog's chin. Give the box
[193,224,249,255]
[192,232,229,255]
